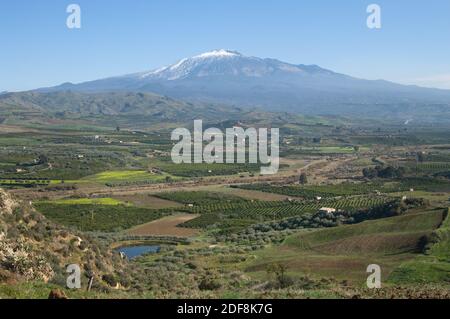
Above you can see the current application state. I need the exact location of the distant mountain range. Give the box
[33,49,450,122]
[0,90,305,128]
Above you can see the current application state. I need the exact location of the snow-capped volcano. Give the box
[138,49,323,81]
[140,50,245,80]
[41,50,450,118]
[195,49,241,58]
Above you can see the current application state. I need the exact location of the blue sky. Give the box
[1,0,450,91]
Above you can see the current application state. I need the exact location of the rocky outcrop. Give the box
[0,188,127,288]
[0,189,54,281]
[0,190,17,215]
[48,288,68,299]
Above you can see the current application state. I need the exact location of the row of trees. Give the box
[362,165,406,179]
[238,198,427,235]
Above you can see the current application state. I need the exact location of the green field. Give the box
[388,208,450,284]
[236,182,402,199]
[0,179,52,187]
[282,146,370,156]
[243,209,446,283]
[79,170,178,183]
[46,197,126,206]
[402,161,450,173]
[1,113,450,298]
[156,162,263,177]
[34,202,173,232]
[237,178,450,199]
[181,196,392,234]
[155,191,249,206]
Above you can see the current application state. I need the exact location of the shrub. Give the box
[198,276,221,290]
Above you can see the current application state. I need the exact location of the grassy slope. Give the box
[388,208,450,285]
[243,209,445,284]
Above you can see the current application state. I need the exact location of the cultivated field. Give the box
[128,213,200,237]
[113,194,183,209]
[1,116,449,299]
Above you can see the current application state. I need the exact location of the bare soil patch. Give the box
[128,213,200,237]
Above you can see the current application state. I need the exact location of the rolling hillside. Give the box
[244,209,447,283]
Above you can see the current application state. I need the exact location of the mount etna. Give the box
[31,49,450,122]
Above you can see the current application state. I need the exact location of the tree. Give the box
[362,167,377,179]
[266,263,293,288]
[377,166,405,179]
[299,173,308,185]
[37,154,48,165]
[363,165,405,179]
[417,152,425,163]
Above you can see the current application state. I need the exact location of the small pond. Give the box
[116,245,160,259]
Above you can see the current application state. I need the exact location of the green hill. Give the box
[244,209,447,284]
[388,208,450,285]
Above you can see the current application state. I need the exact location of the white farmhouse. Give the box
[319,207,336,214]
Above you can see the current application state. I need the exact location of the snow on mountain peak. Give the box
[139,50,334,81]
[194,49,242,59]
[141,50,244,79]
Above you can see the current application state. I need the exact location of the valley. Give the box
[1,110,449,299]
[2,0,450,305]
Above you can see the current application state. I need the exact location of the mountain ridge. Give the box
[18,50,450,122]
